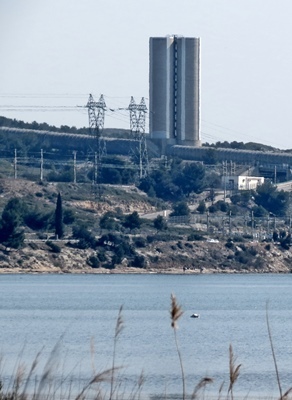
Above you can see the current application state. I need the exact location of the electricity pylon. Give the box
[86,94,107,185]
[128,96,148,179]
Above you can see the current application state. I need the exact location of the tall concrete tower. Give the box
[149,35,201,147]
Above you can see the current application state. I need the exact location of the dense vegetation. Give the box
[139,160,207,201]
[0,115,89,135]
[0,115,291,271]
[204,139,277,152]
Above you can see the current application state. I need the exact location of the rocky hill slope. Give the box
[0,178,291,274]
[0,237,291,274]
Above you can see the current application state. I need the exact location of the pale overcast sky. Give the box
[1,0,292,149]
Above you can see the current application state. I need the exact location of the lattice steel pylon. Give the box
[86,94,107,184]
[128,96,149,179]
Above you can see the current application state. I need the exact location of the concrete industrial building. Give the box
[149,35,201,148]
[221,175,265,191]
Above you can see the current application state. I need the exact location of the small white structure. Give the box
[222,175,264,191]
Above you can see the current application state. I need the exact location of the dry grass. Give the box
[0,296,291,400]
[170,293,185,400]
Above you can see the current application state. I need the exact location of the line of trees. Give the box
[0,193,66,248]
[139,159,208,201]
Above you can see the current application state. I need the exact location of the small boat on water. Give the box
[190,313,200,318]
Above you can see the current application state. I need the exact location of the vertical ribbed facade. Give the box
[149,35,201,147]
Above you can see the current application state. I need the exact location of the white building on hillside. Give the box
[222,175,264,191]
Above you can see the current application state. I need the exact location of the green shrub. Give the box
[187,232,204,241]
[230,194,241,205]
[147,233,181,243]
[248,247,258,256]
[47,241,61,253]
[208,205,217,213]
[170,201,190,216]
[225,241,234,249]
[100,212,119,230]
[133,237,147,248]
[197,200,206,214]
[131,254,146,268]
[72,225,96,248]
[123,212,141,230]
[63,209,75,225]
[217,200,229,212]
[237,254,249,264]
[24,209,53,231]
[98,252,107,262]
[153,215,168,231]
[87,255,100,268]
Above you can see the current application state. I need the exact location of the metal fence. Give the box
[168,214,289,239]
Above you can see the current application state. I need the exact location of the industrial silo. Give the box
[149,35,201,148]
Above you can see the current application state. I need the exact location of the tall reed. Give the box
[228,344,241,400]
[170,293,185,400]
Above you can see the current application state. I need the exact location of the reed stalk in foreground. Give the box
[228,344,241,400]
[170,293,185,400]
[109,305,124,400]
[191,377,213,400]
[266,303,292,400]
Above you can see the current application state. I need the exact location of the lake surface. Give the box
[0,273,292,399]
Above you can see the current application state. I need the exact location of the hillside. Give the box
[0,178,291,274]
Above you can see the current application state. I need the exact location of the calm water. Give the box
[0,273,292,399]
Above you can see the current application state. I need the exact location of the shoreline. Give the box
[0,266,290,274]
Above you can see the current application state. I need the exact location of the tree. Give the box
[255,181,277,210]
[0,198,26,248]
[197,200,206,214]
[72,225,96,248]
[151,169,182,201]
[55,193,64,239]
[281,233,291,250]
[208,186,216,204]
[24,207,53,230]
[174,163,206,197]
[203,148,217,165]
[170,201,190,217]
[153,215,168,231]
[273,231,279,242]
[123,211,141,230]
[100,212,118,230]
[102,168,122,184]
[252,205,268,218]
[255,181,289,216]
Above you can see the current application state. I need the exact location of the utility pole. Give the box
[40,149,43,181]
[94,152,98,184]
[73,151,77,184]
[230,160,235,175]
[229,211,232,236]
[14,148,17,179]
[206,211,209,233]
[222,161,227,201]
[222,216,225,236]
